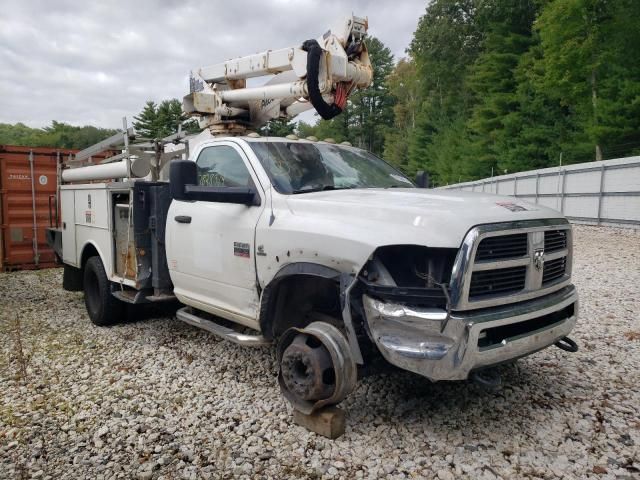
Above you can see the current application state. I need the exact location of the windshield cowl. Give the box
[291,185,351,194]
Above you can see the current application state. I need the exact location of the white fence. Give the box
[440,156,640,227]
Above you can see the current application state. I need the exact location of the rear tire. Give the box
[83,256,125,326]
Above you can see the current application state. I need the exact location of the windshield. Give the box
[249,141,414,194]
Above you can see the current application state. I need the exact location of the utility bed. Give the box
[51,181,174,302]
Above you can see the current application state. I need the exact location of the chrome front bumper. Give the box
[362,285,578,381]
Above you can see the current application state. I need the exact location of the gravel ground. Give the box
[1,225,639,480]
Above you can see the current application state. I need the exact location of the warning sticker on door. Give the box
[233,242,250,258]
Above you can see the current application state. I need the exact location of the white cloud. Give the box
[0,0,427,128]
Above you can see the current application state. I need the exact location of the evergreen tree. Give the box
[536,0,640,161]
[156,99,185,137]
[464,1,538,178]
[297,114,351,143]
[296,121,319,139]
[133,101,160,138]
[258,118,295,137]
[133,99,198,138]
[499,43,578,172]
[406,0,482,183]
[384,59,421,170]
[349,37,395,154]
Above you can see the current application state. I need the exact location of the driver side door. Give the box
[167,142,266,328]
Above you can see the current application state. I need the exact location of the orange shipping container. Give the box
[0,145,118,270]
[0,145,70,270]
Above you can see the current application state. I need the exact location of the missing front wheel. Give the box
[277,321,357,414]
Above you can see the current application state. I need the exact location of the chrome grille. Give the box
[476,233,528,261]
[450,219,573,310]
[543,256,566,284]
[544,230,567,252]
[469,266,527,299]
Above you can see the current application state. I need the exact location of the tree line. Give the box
[0,99,197,150]
[2,1,638,185]
[0,121,119,150]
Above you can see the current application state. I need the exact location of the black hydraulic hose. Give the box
[301,39,343,120]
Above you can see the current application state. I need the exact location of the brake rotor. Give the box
[277,321,357,414]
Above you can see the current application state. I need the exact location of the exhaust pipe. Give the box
[554,336,578,353]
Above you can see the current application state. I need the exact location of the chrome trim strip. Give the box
[473,256,530,271]
[450,218,572,311]
[544,249,569,261]
[451,284,576,324]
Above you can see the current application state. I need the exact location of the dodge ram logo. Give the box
[534,249,545,271]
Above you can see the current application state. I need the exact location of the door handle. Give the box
[174,215,192,224]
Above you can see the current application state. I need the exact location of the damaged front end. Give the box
[354,245,465,379]
[353,231,578,382]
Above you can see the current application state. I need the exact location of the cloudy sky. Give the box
[0,0,427,129]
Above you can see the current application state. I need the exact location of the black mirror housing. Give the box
[169,160,260,206]
[170,160,197,201]
[183,185,260,206]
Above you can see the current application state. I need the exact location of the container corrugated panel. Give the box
[0,145,117,270]
[0,145,72,270]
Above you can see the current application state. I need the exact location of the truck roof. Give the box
[200,135,354,147]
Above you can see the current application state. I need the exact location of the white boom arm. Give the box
[183,15,372,129]
[59,16,372,183]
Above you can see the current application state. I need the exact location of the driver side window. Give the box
[196,145,252,187]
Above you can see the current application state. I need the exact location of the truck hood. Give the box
[284,188,563,248]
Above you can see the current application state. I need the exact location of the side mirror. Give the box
[170,160,197,201]
[169,160,260,206]
[415,170,430,188]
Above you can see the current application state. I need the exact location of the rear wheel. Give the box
[83,256,125,326]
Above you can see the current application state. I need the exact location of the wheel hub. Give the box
[277,321,358,414]
[280,334,335,401]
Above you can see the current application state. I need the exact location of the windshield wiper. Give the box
[292,185,350,194]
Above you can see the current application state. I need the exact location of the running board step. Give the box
[112,289,176,304]
[176,307,271,347]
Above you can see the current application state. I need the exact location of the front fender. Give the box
[258,262,343,335]
[258,262,364,364]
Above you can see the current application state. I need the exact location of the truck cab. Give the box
[168,135,579,413]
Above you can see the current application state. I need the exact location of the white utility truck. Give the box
[47,15,578,414]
